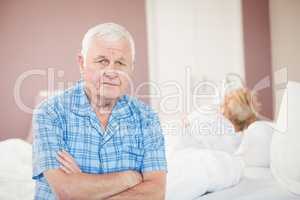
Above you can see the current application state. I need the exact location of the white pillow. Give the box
[235,121,274,167]
[271,81,300,195]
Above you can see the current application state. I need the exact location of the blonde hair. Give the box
[221,88,261,132]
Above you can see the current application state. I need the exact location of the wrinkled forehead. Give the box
[87,36,132,60]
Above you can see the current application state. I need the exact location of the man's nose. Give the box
[107,61,116,70]
[103,70,118,79]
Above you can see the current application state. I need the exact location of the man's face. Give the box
[79,37,133,101]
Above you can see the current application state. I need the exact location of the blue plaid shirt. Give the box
[32,80,167,200]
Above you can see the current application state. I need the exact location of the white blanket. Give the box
[0,139,243,200]
[0,139,34,200]
[166,148,244,200]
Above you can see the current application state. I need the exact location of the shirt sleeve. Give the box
[141,112,167,173]
[32,102,65,180]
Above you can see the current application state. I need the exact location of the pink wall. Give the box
[0,0,149,140]
[242,0,274,120]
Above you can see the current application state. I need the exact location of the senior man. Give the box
[32,23,167,200]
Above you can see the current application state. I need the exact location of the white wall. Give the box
[146,0,245,116]
[270,0,300,116]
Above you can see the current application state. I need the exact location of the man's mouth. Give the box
[102,82,120,86]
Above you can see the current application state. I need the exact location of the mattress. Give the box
[196,167,300,200]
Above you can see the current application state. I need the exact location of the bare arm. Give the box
[57,150,166,200]
[45,169,141,200]
[44,151,142,200]
[106,171,166,200]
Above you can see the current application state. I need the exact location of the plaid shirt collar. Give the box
[69,80,133,136]
[70,80,132,119]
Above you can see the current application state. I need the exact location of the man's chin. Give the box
[97,90,123,100]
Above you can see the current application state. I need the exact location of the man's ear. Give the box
[77,53,85,74]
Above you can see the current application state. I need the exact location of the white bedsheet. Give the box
[196,167,300,200]
[166,148,244,200]
[0,139,34,200]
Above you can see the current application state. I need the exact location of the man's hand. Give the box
[107,171,166,200]
[125,171,143,188]
[57,150,81,174]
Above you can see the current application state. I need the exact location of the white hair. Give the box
[81,23,135,64]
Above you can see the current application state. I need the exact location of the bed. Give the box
[0,139,298,200]
[0,139,34,200]
[196,81,300,200]
[197,167,299,200]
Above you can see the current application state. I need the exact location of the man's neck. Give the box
[91,96,116,115]
[84,88,117,128]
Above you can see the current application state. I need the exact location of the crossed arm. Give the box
[106,171,166,200]
[44,150,166,200]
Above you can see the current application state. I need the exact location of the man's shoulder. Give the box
[34,82,81,116]
[125,95,159,124]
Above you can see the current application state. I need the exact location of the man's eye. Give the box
[116,61,125,66]
[97,60,109,65]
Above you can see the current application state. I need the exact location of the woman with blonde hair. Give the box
[162,87,262,199]
[159,86,262,199]
[221,87,261,132]
[179,84,261,154]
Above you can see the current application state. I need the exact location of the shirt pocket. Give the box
[121,145,144,172]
